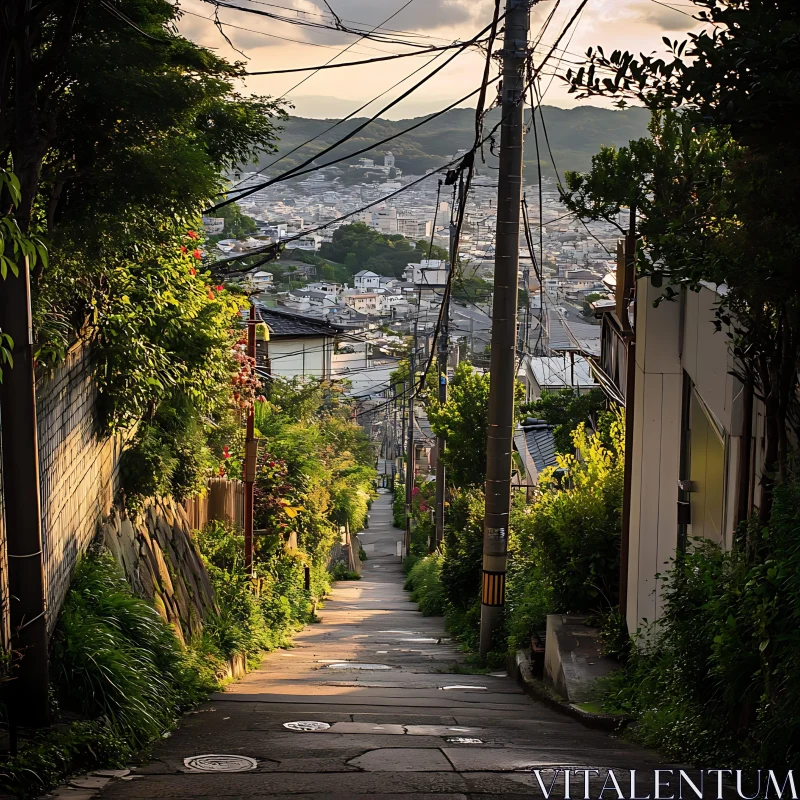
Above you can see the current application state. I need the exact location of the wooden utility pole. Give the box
[243,303,257,575]
[433,218,457,551]
[404,314,418,557]
[479,0,530,657]
[0,257,50,729]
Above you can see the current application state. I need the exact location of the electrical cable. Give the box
[227,46,453,193]
[244,41,476,74]
[207,18,502,211]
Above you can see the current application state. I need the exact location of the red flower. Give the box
[187,230,198,239]
[257,395,266,403]
[192,249,202,260]
[411,486,420,496]
[189,267,197,276]
[419,502,429,512]
[215,285,223,292]
[180,245,187,254]
[207,291,214,300]
[219,465,226,476]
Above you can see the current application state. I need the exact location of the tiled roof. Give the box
[514,418,557,482]
[253,304,345,338]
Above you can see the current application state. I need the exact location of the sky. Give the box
[177,0,701,119]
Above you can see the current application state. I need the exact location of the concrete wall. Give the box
[1,343,219,640]
[626,281,750,633]
[35,345,132,634]
[268,335,332,380]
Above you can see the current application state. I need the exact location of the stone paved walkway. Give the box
[97,491,665,799]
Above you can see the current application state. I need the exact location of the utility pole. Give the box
[433,216,457,551]
[0,256,50,729]
[479,0,530,658]
[243,303,257,575]
[404,331,416,557]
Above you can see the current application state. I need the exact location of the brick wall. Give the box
[34,344,132,635]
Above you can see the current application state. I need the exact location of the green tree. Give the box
[427,362,525,488]
[211,203,258,239]
[321,223,428,278]
[1,0,285,412]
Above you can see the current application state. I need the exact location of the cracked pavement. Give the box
[97,490,666,799]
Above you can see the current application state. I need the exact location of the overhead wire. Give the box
[227,46,454,193]
[206,16,504,211]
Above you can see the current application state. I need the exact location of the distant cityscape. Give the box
[204,153,624,402]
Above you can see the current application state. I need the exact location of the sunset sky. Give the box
[177,0,701,118]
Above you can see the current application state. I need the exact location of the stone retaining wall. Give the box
[101,497,216,644]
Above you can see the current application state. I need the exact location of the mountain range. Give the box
[253,105,652,180]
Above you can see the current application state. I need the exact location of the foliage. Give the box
[1,0,284,437]
[520,388,608,454]
[427,362,525,488]
[254,379,376,540]
[208,202,258,240]
[194,521,324,662]
[506,414,625,648]
[452,274,492,305]
[564,0,800,508]
[320,223,427,278]
[602,474,800,767]
[330,562,361,581]
[392,480,406,528]
[0,719,129,799]
[404,554,445,617]
[50,551,213,749]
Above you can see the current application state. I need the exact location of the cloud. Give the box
[627,0,695,32]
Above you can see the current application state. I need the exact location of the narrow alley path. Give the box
[99,492,664,799]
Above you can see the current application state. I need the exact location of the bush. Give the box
[51,550,212,748]
[393,480,405,527]
[0,550,217,797]
[506,415,624,649]
[330,562,361,581]
[404,554,445,616]
[195,521,324,662]
[601,475,800,767]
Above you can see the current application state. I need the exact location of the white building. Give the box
[247,270,273,292]
[343,292,380,314]
[201,216,225,235]
[404,259,448,287]
[384,152,395,169]
[354,270,381,291]
[255,306,344,380]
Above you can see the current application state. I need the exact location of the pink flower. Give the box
[411,486,420,496]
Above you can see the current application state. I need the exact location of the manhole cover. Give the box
[184,754,257,772]
[445,737,484,744]
[325,663,391,670]
[283,721,331,732]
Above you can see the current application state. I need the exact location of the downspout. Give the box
[618,206,637,620]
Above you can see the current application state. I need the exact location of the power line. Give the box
[244,41,474,74]
[228,46,452,193]
[207,17,501,211]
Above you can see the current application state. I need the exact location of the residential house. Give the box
[404,259,448,287]
[343,292,380,315]
[591,242,766,635]
[255,305,345,380]
[354,270,381,291]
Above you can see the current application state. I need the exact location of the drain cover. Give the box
[283,721,331,732]
[184,754,257,772]
[445,737,484,744]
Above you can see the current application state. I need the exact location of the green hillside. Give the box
[253,105,651,180]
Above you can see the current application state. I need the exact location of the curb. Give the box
[509,649,630,733]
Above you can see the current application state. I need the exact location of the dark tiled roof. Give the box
[514,418,557,480]
[253,304,345,338]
